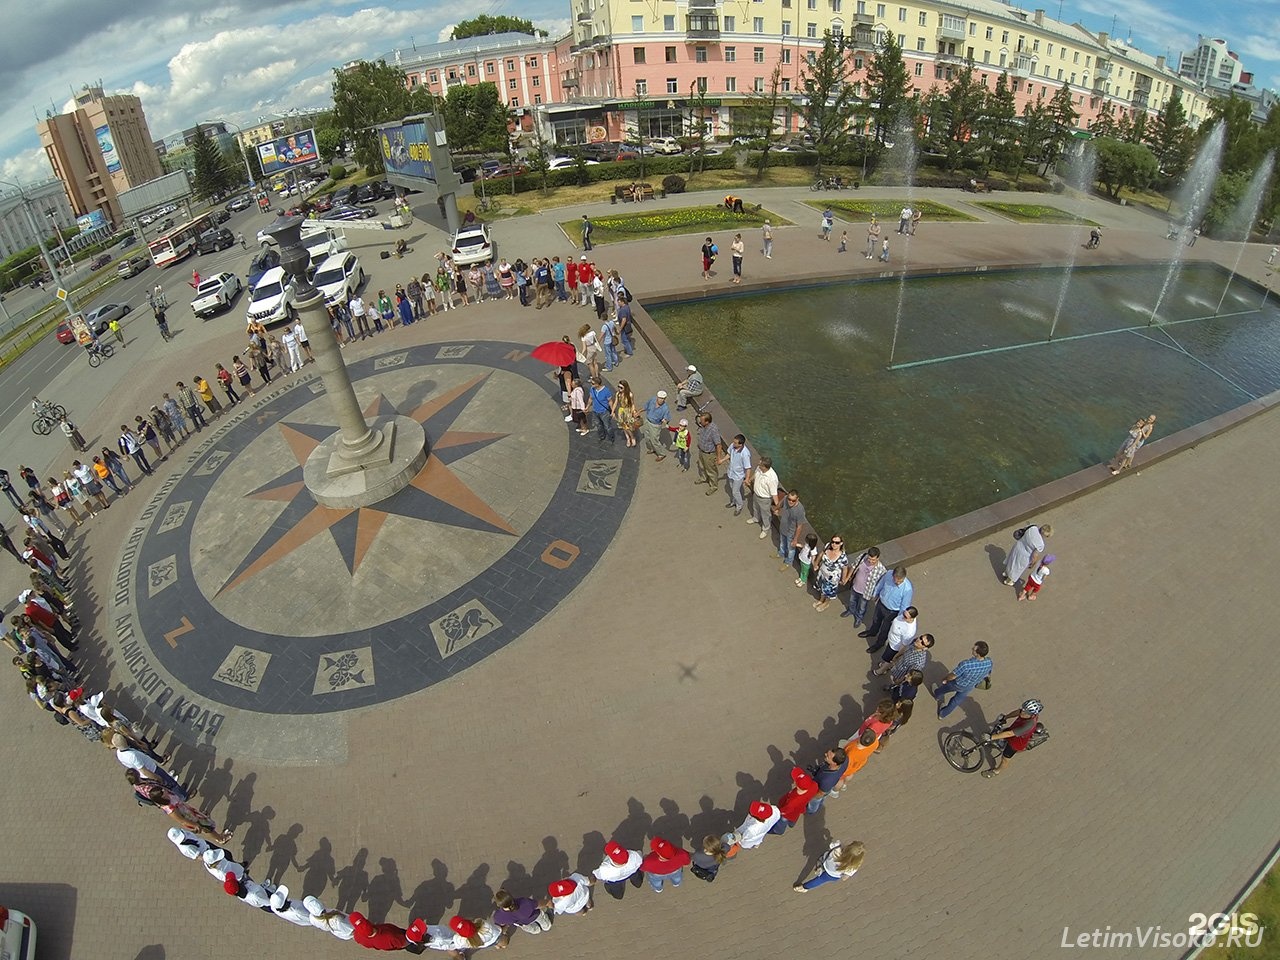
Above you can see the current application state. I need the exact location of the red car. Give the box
[313,193,334,212]
[55,321,75,344]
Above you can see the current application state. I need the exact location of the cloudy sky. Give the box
[0,0,1273,187]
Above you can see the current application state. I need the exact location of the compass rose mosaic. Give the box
[111,342,635,725]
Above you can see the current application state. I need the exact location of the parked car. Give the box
[374,180,398,199]
[327,204,379,221]
[83,302,131,334]
[247,247,281,289]
[245,266,295,325]
[0,906,36,960]
[312,193,334,212]
[191,272,243,317]
[227,194,253,211]
[116,255,148,278]
[89,253,113,270]
[341,185,361,205]
[650,136,683,155]
[197,227,236,255]
[116,230,137,247]
[55,321,76,344]
[158,217,175,231]
[450,224,494,266]
[547,156,600,170]
[313,251,365,305]
[483,164,527,179]
[302,230,350,274]
[212,209,232,224]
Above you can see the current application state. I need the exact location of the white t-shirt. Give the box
[736,806,781,848]
[1029,564,1051,585]
[348,296,365,317]
[115,746,157,774]
[886,614,919,652]
[821,841,860,879]
[798,544,819,566]
[593,850,642,882]
[752,467,779,499]
[550,873,592,914]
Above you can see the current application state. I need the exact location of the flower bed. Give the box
[973,201,1098,225]
[561,205,792,245]
[803,199,977,222]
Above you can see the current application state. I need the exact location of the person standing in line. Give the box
[719,433,752,515]
[865,217,881,258]
[872,615,922,676]
[761,219,773,258]
[581,214,594,251]
[118,426,152,476]
[134,416,164,464]
[304,897,355,940]
[1000,522,1052,588]
[293,317,314,363]
[700,236,716,281]
[768,767,820,835]
[877,671,921,749]
[101,445,133,490]
[1109,414,1155,475]
[588,376,616,444]
[26,490,67,537]
[795,533,819,590]
[407,275,425,317]
[690,834,737,882]
[0,523,24,563]
[933,641,993,719]
[898,205,912,234]
[544,875,593,917]
[860,565,914,653]
[0,470,24,510]
[616,293,635,358]
[578,257,595,307]
[491,888,552,942]
[694,412,725,496]
[842,545,886,627]
[194,375,223,420]
[793,840,865,892]
[981,699,1044,779]
[280,327,301,373]
[775,488,808,570]
[600,312,620,372]
[151,405,180,452]
[730,233,744,283]
[640,837,691,893]
[214,363,240,406]
[734,801,781,849]
[553,255,567,302]
[640,390,671,461]
[22,512,68,558]
[883,633,934,691]
[565,255,579,306]
[592,841,644,900]
[348,293,371,339]
[811,536,851,612]
[804,747,849,813]
[746,455,780,537]
[72,460,110,511]
[176,381,207,432]
[163,393,190,439]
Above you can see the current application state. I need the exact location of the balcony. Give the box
[562,75,579,88]
[686,14,721,39]
[576,12,591,21]
[1094,60,1112,79]
[937,22,966,41]
[1012,55,1035,79]
[851,12,873,25]
[591,34,610,47]
[1132,91,1150,109]
[849,26,876,49]
[689,0,718,7]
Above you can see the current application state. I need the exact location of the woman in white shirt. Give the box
[793,840,866,892]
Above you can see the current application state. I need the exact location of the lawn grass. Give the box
[1199,862,1278,960]
[803,198,977,223]
[558,204,792,245]
[973,201,1099,225]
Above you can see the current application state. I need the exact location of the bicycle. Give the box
[942,713,1049,773]
[85,341,115,368]
[31,403,69,436]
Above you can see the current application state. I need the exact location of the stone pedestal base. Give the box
[303,415,428,508]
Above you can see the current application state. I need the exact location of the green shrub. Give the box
[663,174,687,194]
[329,163,347,181]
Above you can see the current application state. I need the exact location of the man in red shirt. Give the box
[639,836,691,892]
[981,699,1043,779]
[769,766,819,835]
[22,589,76,650]
[566,256,579,305]
[349,912,412,951]
[577,257,594,307]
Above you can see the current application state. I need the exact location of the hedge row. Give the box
[491,153,738,194]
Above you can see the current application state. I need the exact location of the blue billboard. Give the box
[96,124,121,174]
[379,121,436,182]
[77,210,108,232]
[256,128,319,176]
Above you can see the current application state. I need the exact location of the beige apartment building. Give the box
[37,85,163,226]
[550,0,1213,144]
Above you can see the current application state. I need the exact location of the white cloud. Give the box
[1,149,52,186]
[437,23,456,43]
[536,17,572,40]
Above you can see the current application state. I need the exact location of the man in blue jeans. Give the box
[588,376,615,443]
[804,747,849,814]
[776,489,808,569]
[934,642,992,719]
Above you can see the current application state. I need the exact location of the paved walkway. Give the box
[1,186,1277,960]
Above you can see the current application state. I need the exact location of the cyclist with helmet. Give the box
[981,700,1043,779]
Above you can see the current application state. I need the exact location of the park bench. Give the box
[614,183,655,202]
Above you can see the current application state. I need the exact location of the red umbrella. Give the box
[531,341,577,367]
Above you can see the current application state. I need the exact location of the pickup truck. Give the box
[191,272,243,318]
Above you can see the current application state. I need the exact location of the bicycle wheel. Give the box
[87,351,102,368]
[51,404,67,418]
[32,418,51,436]
[101,343,114,358]
[942,731,984,772]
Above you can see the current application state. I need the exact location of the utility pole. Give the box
[2,180,79,319]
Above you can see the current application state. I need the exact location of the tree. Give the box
[934,62,986,170]
[1093,136,1159,198]
[331,60,432,172]
[734,65,786,180]
[685,80,712,179]
[451,15,545,39]
[441,82,511,153]
[864,32,915,147]
[315,125,343,164]
[977,71,1020,175]
[799,34,859,176]
[1144,89,1193,179]
[1018,93,1053,182]
[1038,82,1079,176]
[1201,170,1252,236]
[1206,94,1262,175]
[1090,99,1118,139]
[527,122,551,196]
[191,126,231,200]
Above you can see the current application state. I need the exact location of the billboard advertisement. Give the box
[255,127,319,175]
[96,124,121,174]
[379,121,435,182]
[77,210,108,232]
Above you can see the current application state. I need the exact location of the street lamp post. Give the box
[202,118,256,190]
[46,209,71,270]
[1,178,77,320]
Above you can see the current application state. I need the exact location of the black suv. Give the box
[197,227,235,254]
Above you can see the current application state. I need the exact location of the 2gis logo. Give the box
[1188,912,1264,947]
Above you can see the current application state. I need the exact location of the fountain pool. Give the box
[645,262,1280,546]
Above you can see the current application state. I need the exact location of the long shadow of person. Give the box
[199,757,234,816]
[650,798,690,846]
[530,836,570,893]
[168,741,213,797]
[793,728,820,765]
[333,848,370,914]
[405,858,456,923]
[265,822,304,886]
[732,771,768,818]
[454,864,493,917]
[688,794,734,844]
[985,543,1008,579]
[366,857,407,924]
[239,805,275,868]
[762,745,794,798]
[576,830,606,877]
[798,805,834,885]
[223,771,257,833]
[300,837,337,900]
[611,798,652,849]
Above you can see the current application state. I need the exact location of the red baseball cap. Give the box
[749,801,773,821]
[349,912,369,930]
[449,916,477,939]
[549,878,578,898]
[406,919,427,943]
[223,873,240,895]
[604,841,629,864]
[791,767,818,790]
[652,837,676,858]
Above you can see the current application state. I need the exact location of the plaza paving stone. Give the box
[0,186,1277,959]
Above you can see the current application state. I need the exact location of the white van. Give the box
[245,266,296,325]
[0,906,36,959]
[314,251,364,305]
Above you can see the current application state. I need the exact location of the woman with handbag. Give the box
[611,380,641,448]
[48,476,86,526]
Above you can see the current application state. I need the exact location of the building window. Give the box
[663,14,675,29]
[1046,43,1053,55]
[1032,39,1039,52]
[486,62,495,74]
[1084,56,1091,67]
[508,78,517,89]
[666,46,677,61]
[754,46,765,62]
[636,78,648,94]
[753,16,764,31]
[754,76,765,92]
[898,6,906,20]
[969,21,976,35]
[725,76,737,91]
[528,56,538,68]
[782,48,792,62]
[532,75,540,86]
[1070,72,1076,84]
[429,71,437,83]
[632,15,644,31]
[807,50,817,64]
[510,97,519,106]
[696,46,708,62]
[807,22,817,36]
[982,50,989,63]
[534,94,542,104]
[935,65,944,79]
[897,32,905,46]
[1000,30,1008,43]
[782,19,792,34]
[808,0,817,8]
[985,26,992,39]
[1073,51,1080,64]
[507,59,515,70]
[667,77,679,92]
[725,46,736,61]
[832,0,842,10]
[634,47,646,63]
[917,11,926,25]
[914,62,923,75]
[724,15,735,30]
[696,76,709,92]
